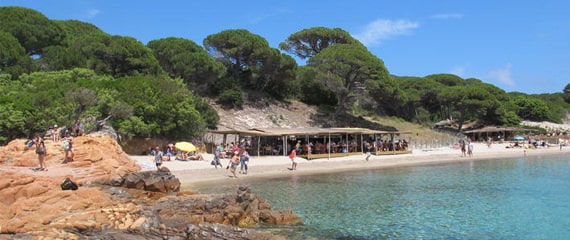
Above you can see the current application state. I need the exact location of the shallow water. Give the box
[189,155,570,239]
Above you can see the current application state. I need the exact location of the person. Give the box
[187,152,204,160]
[460,139,467,157]
[364,141,372,161]
[217,143,226,159]
[228,152,239,178]
[73,119,84,136]
[154,146,163,170]
[51,125,59,142]
[224,143,233,158]
[164,144,175,161]
[33,133,48,171]
[289,149,297,170]
[239,148,250,174]
[212,145,223,169]
[467,140,474,157]
[175,151,188,161]
[62,133,74,163]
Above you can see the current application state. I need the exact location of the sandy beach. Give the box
[131,142,569,190]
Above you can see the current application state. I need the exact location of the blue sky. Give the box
[2,0,569,94]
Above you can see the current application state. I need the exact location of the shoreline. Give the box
[131,142,570,190]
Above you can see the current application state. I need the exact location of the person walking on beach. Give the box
[33,133,48,171]
[239,148,250,174]
[228,152,239,178]
[154,146,163,170]
[289,149,297,170]
[467,140,474,157]
[364,141,372,161]
[212,144,223,169]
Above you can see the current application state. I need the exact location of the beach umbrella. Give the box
[175,142,197,152]
[514,136,525,141]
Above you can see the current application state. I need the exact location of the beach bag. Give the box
[61,177,78,191]
[60,140,69,150]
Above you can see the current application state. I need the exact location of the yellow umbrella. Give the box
[175,142,196,152]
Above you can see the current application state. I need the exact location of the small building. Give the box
[206,127,412,160]
[463,126,534,142]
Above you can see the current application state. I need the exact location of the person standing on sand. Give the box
[289,149,297,170]
[239,148,250,174]
[460,139,467,157]
[467,140,474,157]
[33,133,48,171]
[154,146,163,170]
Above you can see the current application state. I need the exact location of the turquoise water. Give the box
[190,155,570,239]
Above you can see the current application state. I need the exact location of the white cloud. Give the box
[489,64,515,87]
[430,13,464,20]
[449,66,467,77]
[83,9,100,19]
[353,19,419,46]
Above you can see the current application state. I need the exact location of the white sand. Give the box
[130,142,569,189]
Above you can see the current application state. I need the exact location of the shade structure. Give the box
[175,142,196,152]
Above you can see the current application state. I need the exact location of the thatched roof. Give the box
[209,127,408,136]
[462,126,529,134]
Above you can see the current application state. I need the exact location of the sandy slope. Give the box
[131,142,569,190]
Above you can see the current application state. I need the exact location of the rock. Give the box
[120,167,181,193]
[149,186,302,229]
[0,137,298,239]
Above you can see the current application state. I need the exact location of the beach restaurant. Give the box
[462,126,535,142]
[205,127,412,160]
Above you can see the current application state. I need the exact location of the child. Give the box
[154,146,163,170]
[289,149,297,170]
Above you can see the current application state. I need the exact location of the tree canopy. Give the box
[148,37,226,94]
[1,6,568,144]
[0,7,64,56]
[308,43,390,120]
[280,27,361,59]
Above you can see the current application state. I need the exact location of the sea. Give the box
[189,154,570,240]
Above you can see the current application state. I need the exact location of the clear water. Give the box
[189,155,570,239]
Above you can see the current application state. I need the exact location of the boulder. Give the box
[120,167,181,192]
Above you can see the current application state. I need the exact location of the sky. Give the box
[1,0,569,94]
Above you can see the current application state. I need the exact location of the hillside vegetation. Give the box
[1,6,569,145]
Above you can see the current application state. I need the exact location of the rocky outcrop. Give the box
[120,167,181,192]
[0,136,300,239]
[152,186,301,228]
